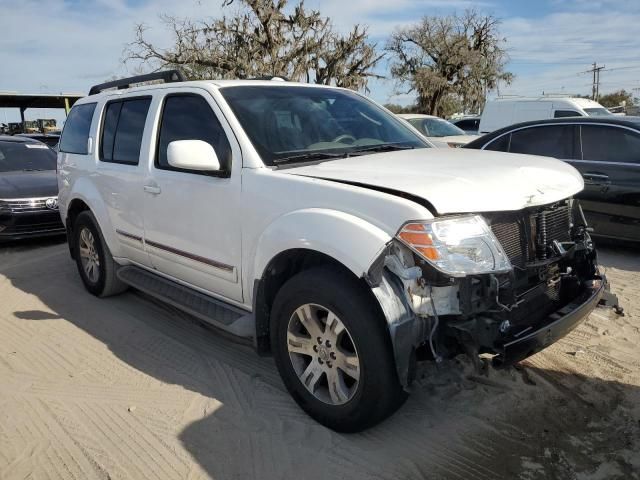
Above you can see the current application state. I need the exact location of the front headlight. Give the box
[396,215,511,277]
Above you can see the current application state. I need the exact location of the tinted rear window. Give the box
[100,97,151,165]
[60,103,96,154]
[0,141,57,172]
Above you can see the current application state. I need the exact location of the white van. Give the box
[478,97,611,133]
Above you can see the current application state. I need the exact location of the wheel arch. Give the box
[253,248,391,356]
[64,184,119,260]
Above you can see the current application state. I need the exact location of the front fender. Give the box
[64,178,121,258]
[251,208,392,289]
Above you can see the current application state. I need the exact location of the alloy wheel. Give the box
[78,227,100,283]
[286,303,360,405]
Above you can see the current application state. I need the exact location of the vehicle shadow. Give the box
[2,242,639,480]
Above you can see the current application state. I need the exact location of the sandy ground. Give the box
[0,236,639,480]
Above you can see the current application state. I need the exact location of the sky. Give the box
[1,0,639,124]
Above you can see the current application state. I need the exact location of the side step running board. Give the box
[117,265,254,338]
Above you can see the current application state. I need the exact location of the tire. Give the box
[73,211,127,297]
[271,266,407,432]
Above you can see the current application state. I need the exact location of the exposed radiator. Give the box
[486,201,572,268]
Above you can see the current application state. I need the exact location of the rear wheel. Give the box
[271,267,407,432]
[73,211,127,297]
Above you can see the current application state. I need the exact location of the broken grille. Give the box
[486,201,572,268]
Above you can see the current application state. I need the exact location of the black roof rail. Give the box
[88,70,185,95]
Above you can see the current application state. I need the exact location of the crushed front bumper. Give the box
[493,276,606,367]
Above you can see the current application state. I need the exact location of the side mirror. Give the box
[167,140,221,171]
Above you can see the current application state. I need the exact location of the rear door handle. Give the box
[143,184,161,195]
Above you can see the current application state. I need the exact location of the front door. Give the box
[142,89,243,303]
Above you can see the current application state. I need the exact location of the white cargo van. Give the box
[479,97,611,133]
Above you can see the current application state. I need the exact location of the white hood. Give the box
[283,148,584,214]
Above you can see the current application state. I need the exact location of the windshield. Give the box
[219,86,428,166]
[584,107,613,117]
[0,141,56,172]
[408,117,465,137]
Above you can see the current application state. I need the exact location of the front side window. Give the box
[581,125,640,164]
[508,125,575,158]
[220,86,427,166]
[0,141,57,172]
[156,94,232,172]
[60,103,96,154]
[554,110,581,118]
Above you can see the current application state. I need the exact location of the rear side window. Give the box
[100,97,151,165]
[508,125,575,158]
[156,94,232,172]
[581,125,640,164]
[60,103,96,154]
[554,110,580,118]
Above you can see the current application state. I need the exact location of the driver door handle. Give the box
[143,184,161,195]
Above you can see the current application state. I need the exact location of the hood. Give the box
[0,170,58,199]
[282,148,584,214]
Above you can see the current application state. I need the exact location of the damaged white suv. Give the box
[58,71,611,432]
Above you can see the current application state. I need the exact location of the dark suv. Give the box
[0,135,64,240]
[465,117,640,243]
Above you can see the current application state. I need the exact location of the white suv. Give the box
[58,71,609,432]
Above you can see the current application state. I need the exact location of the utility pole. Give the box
[583,62,605,101]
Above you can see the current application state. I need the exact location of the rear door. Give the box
[94,96,152,266]
[575,124,640,241]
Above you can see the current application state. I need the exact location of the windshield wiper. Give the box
[273,151,346,166]
[21,168,47,172]
[346,144,415,156]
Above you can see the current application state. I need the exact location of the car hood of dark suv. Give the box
[0,170,58,199]
[283,148,584,214]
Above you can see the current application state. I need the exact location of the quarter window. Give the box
[484,134,511,152]
[156,94,232,173]
[508,125,574,158]
[581,125,640,164]
[100,97,151,165]
[60,103,96,154]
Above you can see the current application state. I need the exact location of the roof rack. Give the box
[88,70,185,96]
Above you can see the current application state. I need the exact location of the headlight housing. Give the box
[396,215,511,277]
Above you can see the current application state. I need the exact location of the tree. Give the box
[383,103,418,114]
[598,89,637,108]
[123,0,382,91]
[386,10,513,116]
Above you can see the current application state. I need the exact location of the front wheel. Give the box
[271,267,407,432]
